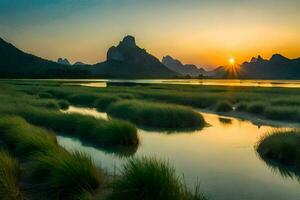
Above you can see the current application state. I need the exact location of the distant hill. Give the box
[0,37,91,78]
[1,36,300,79]
[162,55,206,76]
[74,61,87,66]
[239,54,300,79]
[91,36,177,78]
[57,58,71,65]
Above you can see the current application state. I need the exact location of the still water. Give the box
[61,79,300,88]
[58,107,300,200]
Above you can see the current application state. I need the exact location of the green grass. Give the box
[0,116,59,157]
[263,106,300,121]
[107,100,205,129]
[108,157,207,200]
[29,151,101,199]
[256,129,300,166]
[246,102,268,115]
[235,102,248,111]
[58,100,70,110]
[214,101,233,112]
[94,95,121,111]
[17,107,139,147]
[0,116,102,199]
[0,150,24,200]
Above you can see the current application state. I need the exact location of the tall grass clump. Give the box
[246,101,267,115]
[67,94,100,106]
[0,116,59,157]
[38,92,53,99]
[0,116,102,199]
[17,107,139,147]
[263,106,300,121]
[108,157,207,200]
[29,151,101,199]
[107,100,205,129]
[214,101,233,112]
[94,95,121,111]
[0,150,24,200]
[256,129,300,166]
[235,102,248,111]
[58,100,70,110]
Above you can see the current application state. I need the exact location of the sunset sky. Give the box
[1,0,300,69]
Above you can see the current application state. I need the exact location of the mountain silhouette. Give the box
[0,37,90,78]
[162,55,206,76]
[1,36,300,79]
[92,36,177,78]
[239,54,300,79]
[57,58,71,65]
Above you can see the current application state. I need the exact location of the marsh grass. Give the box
[246,102,268,114]
[214,101,233,112]
[58,100,70,110]
[235,102,248,111]
[263,106,300,121]
[11,107,138,147]
[0,116,59,157]
[0,116,102,199]
[256,129,300,167]
[29,151,101,199]
[0,150,24,200]
[38,92,53,99]
[107,100,205,129]
[108,157,207,200]
[94,95,121,111]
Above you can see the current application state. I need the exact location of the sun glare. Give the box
[229,58,235,65]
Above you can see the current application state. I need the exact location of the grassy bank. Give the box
[256,129,300,169]
[0,116,102,199]
[0,150,24,200]
[107,100,205,129]
[109,157,207,200]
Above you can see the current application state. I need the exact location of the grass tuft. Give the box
[256,129,300,166]
[214,101,233,112]
[0,150,24,200]
[107,100,205,129]
[29,151,101,199]
[246,102,267,114]
[108,157,207,200]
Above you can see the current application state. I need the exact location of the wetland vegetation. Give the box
[1,79,300,199]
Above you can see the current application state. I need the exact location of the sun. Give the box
[229,57,235,65]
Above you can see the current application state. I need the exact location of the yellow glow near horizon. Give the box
[229,58,235,65]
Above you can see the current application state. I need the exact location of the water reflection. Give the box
[218,117,232,126]
[64,79,300,88]
[57,107,300,200]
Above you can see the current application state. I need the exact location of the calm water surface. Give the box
[60,79,300,88]
[58,106,300,200]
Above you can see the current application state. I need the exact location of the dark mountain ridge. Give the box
[162,55,206,76]
[0,38,90,78]
[92,36,177,77]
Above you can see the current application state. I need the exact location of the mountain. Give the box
[0,37,91,78]
[57,58,71,65]
[92,36,177,78]
[162,55,206,76]
[239,54,300,79]
[74,61,87,66]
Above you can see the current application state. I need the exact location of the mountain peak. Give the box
[57,58,70,65]
[120,35,136,48]
[270,54,289,62]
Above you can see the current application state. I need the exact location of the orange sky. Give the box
[1,0,300,69]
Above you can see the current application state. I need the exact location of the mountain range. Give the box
[91,36,176,77]
[0,36,299,79]
[162,56,207,76]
